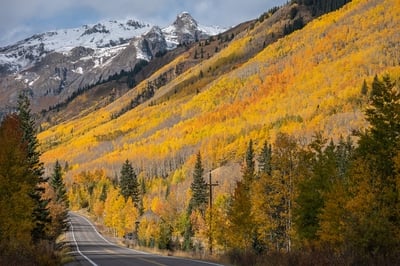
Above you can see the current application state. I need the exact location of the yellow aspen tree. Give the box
[123,198,139,233]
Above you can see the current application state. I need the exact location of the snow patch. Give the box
[72,67,83,74]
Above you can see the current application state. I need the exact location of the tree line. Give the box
[0,93,69,265]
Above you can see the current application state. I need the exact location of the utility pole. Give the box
[207,170,218,255]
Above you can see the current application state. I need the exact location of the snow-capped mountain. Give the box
[163,12,224,48]
[0,12,226,112]
[0,19,152,73]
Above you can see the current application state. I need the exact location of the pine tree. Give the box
[50,160,68,206]
[363,74,400,178]
[347,75,400,255]
[119,159,140,208]
[258,140,272,176]
[295,134,336,242]
[188,152,208,216]
[243,139,256,185]
[251,141,273,253]
[361,79,368,95]
[17,92,50,243]
[48,160,69,239]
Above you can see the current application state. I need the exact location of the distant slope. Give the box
[39,0,400,180]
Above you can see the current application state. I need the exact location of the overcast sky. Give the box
[0,0,286,47]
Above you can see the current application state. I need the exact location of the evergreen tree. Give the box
[317,76,400,259]
[188,152,208,216]
[50,160,68,206]
[243,139,256,185]
[295,133,338,242]
[258,140,272,176]
[119,159,140,208]
[48,160,69,239]
[363,74,400,178]
[17,92,50,243]
[347,75,400,255]
[361,79,368,95]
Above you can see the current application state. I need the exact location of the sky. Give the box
[0,0,286,47]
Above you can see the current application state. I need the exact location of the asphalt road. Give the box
[66,212,223,266]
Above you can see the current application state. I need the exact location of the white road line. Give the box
[72,213,148,255]
[70,213,223,266]
[69,219,98,266]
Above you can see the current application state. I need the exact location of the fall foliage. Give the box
[30,0,400,264]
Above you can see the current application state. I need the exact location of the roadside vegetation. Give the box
[0,93,69,265]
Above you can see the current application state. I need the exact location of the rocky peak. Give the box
[0,12,226,114]
[162,12,215,46]
[173,12,198,31]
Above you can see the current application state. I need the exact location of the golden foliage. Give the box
[37,0,400,254]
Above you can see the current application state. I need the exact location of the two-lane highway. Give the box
[66,212,223,266]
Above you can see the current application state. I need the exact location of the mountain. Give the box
[163,12,224,47]
[0,12,225,113]
[37,0,400,181]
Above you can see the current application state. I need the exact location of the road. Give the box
[66,212,223,266]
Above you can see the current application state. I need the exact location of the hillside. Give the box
[39,0,399,179]
[32,0,400,262]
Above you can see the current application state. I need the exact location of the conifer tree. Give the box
[119,159,140,209]
[361,79,368,95]
[295,134,336,242]
[346,75,400,255]
[50,160,68,206]
[258,140,272,175]
[48,160,69,239]
[243,139,256,185]
[17,92,50,243]
[188,152,208,216]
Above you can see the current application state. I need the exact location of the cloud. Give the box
[0,0,286,46]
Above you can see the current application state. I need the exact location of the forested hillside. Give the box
[39,0,399,177]
[36,0,400,264]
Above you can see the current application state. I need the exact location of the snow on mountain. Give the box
[162,12,225,47]
[0,12,225,73]
[0,18,152,72]
[0,12,226,113]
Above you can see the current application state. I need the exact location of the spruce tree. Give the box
[363,74,400,178]
[119,159,140,208]
[49,160,69,238]
[188,152,208,216]
[361,79,368,95]
[258,140,272,175]
[17,92,50,243]
[349,75,400,254]
[243,139,255,186]
[50,160,68,206]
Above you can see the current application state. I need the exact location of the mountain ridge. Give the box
[0,12,226,115]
